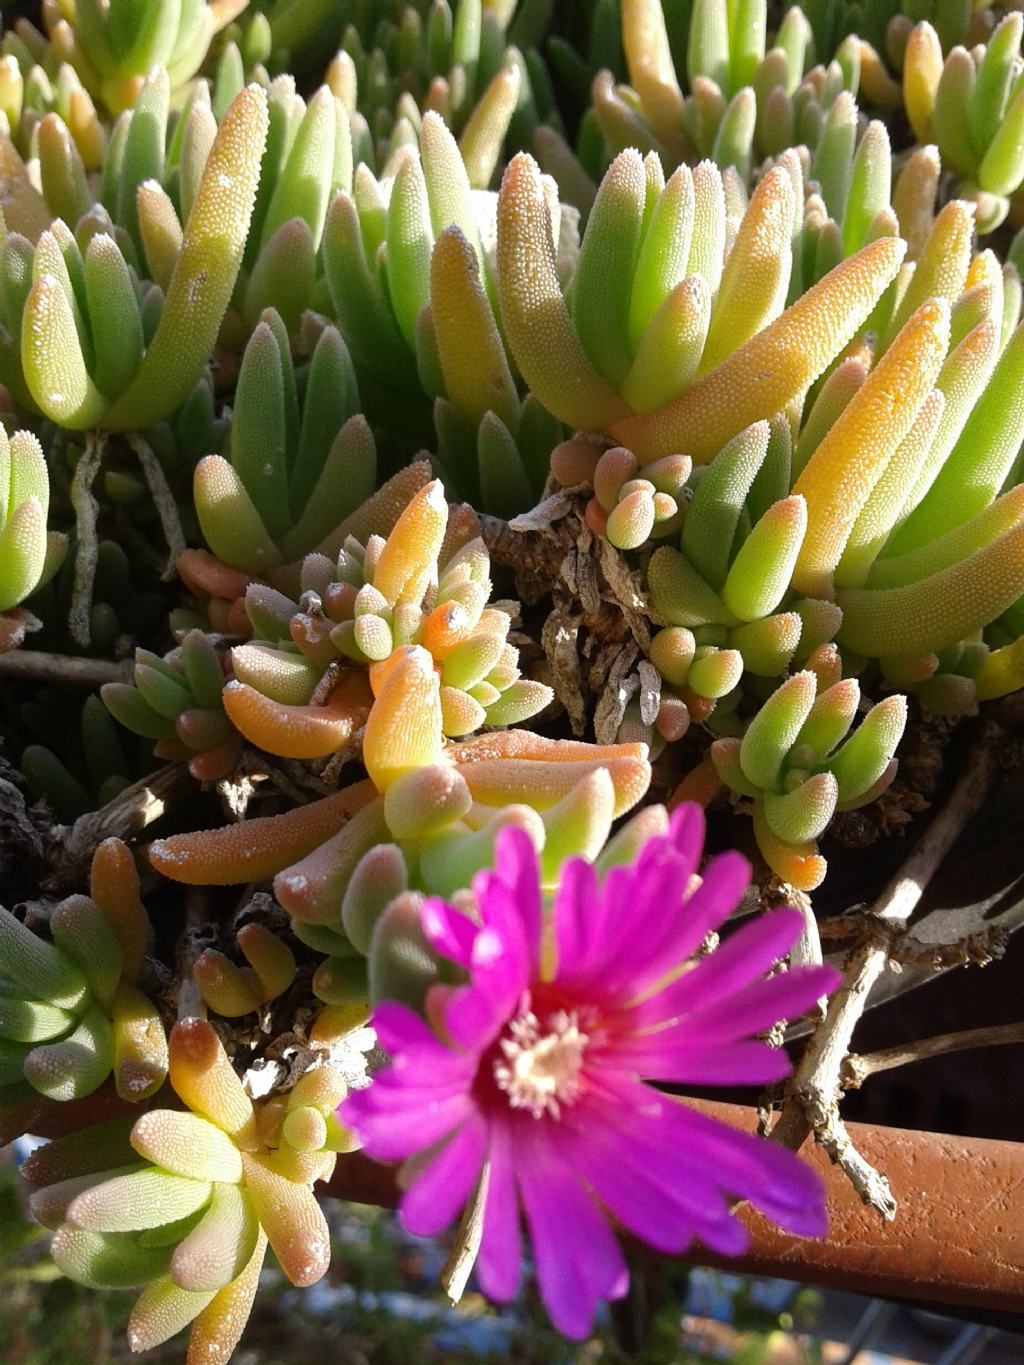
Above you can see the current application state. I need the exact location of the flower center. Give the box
[493,1007,588,1119]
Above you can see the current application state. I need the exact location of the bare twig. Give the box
[772,731,996,1218]
[817,913,1010,967]
[177,888,210,1021]
[128,433,186,579]
[843,1021,1024,1088]
[48,762,193,891]
[309,659,344,707]
[890,925,1009,970]
[0,650,131,687]
[68,432,105,648]
[440,1164,489,1305]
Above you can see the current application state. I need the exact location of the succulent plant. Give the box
[709,668,907,889]
[233,75,354,330]
[803,0,995,62]
[25,528,171,655]
[0,838,165,1103]
[0,50,105,169]
[150,638,651,1008]
[903,15,1024,230]
[194,309,374,574]
[643,418,840,728]
[0,423,65,630]
[322,110,559,509]
[193,923,296,1018]
[3,1,1024,1354]
[41,1018,354,1362]
[1,83,268,430]
[102,629,242,781]
[573,269,1024,720]
[20,691,145,820]
[36,0,248,114]
[303,0,542,162]
[222,479,552,758]
[496,145,905,463]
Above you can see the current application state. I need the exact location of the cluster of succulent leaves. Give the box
[1,0,1024,1359]
[0,837,165,1105]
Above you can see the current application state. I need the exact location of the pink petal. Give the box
[442,981,503,1051]
[567,1076,764,1256]
[610,1035,794,1086]
[421,896,478,967]
[556,849,685,992]
[656,1098,829,1236]
[553,856,600,979]
[669,964,840,1040]
[633,907,805,1026]
[342,1088,471,1161]
[476,1120,521,1302]
[473,825,542,976]
[587,1073,826,1236]
[608,850,753,1001]
[558,1109,698,1253]
[517,1123,629,1339]
[590,855,691,987]
[372,1000,449,1054]
[574,1077,734,1223]
[667,803,706,870]
[401,1112,488,1236]
[469,923,530,1017]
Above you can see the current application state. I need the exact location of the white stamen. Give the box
[493,1007,588,1119]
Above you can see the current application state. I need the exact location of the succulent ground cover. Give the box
[0,0,1023,1359]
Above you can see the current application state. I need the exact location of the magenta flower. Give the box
[341,805,840,1338]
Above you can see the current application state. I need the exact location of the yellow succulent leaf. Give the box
[609,236,906,464]
[792,297,950,598]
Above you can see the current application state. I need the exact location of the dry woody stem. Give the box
[772,728,997,1218]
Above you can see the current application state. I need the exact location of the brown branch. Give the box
[68,433,104,649]
[47,762,193,892]
[177,887,210,1021]
[771,729,996,1219]
[0,650,131,687]
[843,1021,1024,1088]
[816,914,1010,969]
[127,432,186,580]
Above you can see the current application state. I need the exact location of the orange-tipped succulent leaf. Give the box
[148,781,377,885]
[451,732,651,817]
[371,480,449,607]
[167,1020,257,1150]
[362,645,444,790]
[222,672,371,760]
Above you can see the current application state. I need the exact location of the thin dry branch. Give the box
[128,432,187,579]
[771,728,997,1218]
[0,650,131,686]
[177,887,210,1021]
[68,433,104,649]
[48,762,193,891]
[440,1164,490,1305]
[843,1021,1024,1087]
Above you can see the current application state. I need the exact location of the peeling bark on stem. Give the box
[47,762,193,891]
